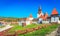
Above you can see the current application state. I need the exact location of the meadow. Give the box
[8,24,59,36]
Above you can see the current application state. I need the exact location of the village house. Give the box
[26,14,34,25]
[19,14,34,26]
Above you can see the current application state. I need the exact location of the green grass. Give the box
[24,24,39,28]
[8,24,59,36]
[18,24,59,36]
[8,24,25,33]
[8,24,39,33]
[0,26,5,28]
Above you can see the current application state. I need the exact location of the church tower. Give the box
[37,6,42,18]
[37,6,43,18]
[51,8,59,23]
[37,6,44,24]
[38,6,42,14]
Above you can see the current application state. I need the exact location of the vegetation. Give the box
[8,24,59,36]
[0,26,5,28]
[18,24,59,36]
[8,24,39,33]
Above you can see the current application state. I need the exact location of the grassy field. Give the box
[8,24,59,36]
[18,24,59,36]
[8,24,39,33]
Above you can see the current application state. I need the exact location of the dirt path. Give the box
[46,28,58,36]
[55,26,60,36]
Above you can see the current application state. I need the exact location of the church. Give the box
[19,6,60,26]
[37,6,60,24]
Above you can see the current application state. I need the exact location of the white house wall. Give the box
[29,18,33,21]
[26,21,30,25]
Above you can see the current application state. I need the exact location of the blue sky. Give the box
[0,0,60,18]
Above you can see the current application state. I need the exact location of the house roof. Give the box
[39,15,45,20]
[39,12,48,20]
[45,12,48,17]
[51,8,58,15]
[44,12,48,20]
[26,14,33,21]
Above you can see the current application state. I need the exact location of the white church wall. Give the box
[51,17,55,22]
[51,17,59,23]
[42,21,49,24]
[55,17,59,22]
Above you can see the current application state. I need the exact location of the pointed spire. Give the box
[38,5,42,14]
[51,8,58,15]
[42,12,48,20]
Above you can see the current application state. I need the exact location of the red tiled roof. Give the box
[51,8,58,15]
[39,13,48,20]
[39,15,45,20]
[44,13,48,20]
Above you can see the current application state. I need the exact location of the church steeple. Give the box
[37,6,44,18]
[51,8,58,15]
[38,6,42,14]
